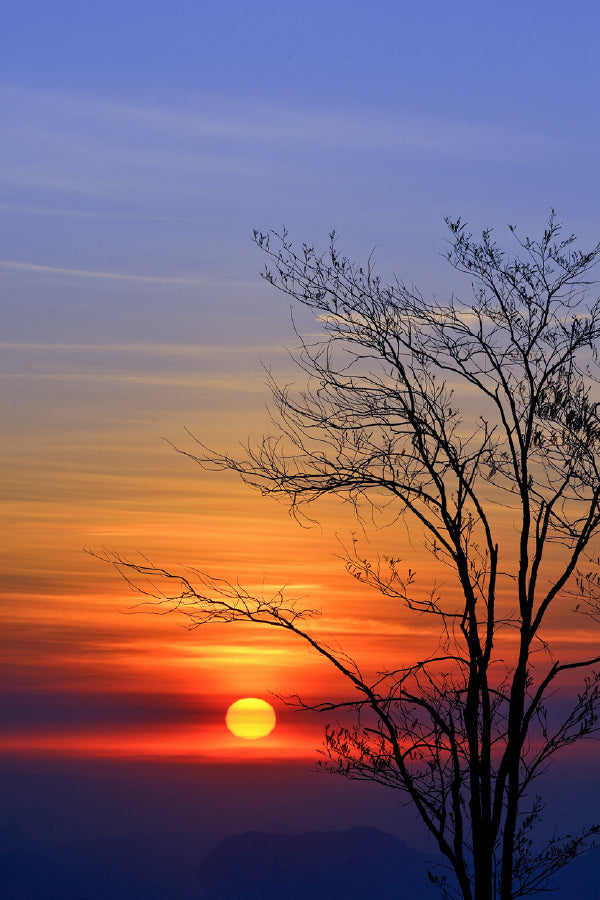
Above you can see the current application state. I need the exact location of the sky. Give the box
[2,0,600,895]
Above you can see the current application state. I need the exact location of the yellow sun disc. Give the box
[225,697,276,740]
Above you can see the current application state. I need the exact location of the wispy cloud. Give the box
[0,84,579,205]
[0,259,259,290]
[2,85,575,159]
[0,259,201,285]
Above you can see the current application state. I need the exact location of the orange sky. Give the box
[4,297,600,764]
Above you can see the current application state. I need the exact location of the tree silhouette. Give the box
[96,214,600,899]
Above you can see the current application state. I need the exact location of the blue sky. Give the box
[5,1,599,124]
[3,1,600,295]
[2,1,599,367]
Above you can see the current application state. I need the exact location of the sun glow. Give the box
[225,697,276,740]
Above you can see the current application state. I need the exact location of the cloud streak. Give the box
[2,85,577,160]
[0,259,202,285]
[1,85,582,208]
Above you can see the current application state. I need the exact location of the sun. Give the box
[225,697,276,740]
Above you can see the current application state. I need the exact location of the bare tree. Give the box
[96,214,600,899]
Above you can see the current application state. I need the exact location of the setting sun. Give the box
[225,698,276,740]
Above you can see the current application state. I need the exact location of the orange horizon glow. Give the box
[4,330,600,764]
[0,718,319,762]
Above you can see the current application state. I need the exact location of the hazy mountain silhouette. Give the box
[2,763,598,899]
[1,820,598,898]
[197,825,442,900]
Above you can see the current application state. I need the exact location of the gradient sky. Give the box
[3,0,600,856]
